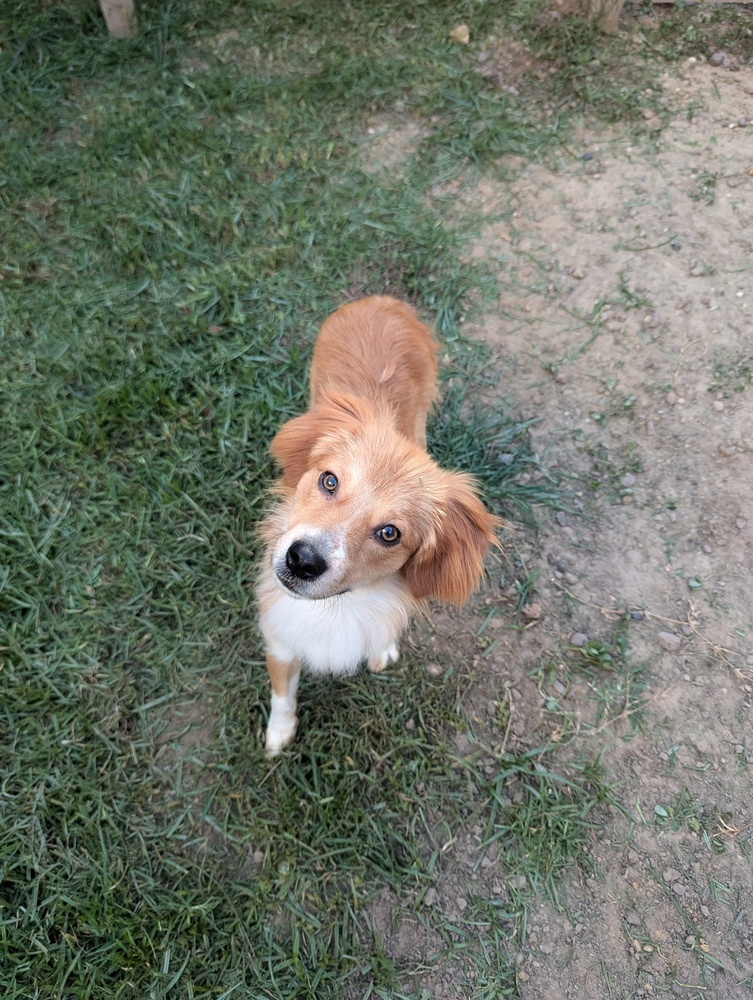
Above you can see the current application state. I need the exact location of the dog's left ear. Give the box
[402,473,500,606]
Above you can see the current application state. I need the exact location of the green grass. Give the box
[0,2,630,997]
[478,752,615,898]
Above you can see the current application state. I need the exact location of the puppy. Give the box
[257,296,499,754]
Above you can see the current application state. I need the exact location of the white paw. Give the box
[368,641,399,673]
[265,714,298,756]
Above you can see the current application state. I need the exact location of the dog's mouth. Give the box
[275,570,349,600]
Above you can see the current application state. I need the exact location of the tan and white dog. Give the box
[257,296,499,754]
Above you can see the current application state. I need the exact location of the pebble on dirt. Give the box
[423,887,439,907]
[658,631,682,653]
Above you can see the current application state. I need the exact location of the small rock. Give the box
[658,631,682,653]
[622,494,634,505]
[423,887,439,907]
[522,603,542,621]
[457,896,468,912]
[553,680,566,695]
[555,511,568,526]
[709,50,733,68]
[689,261,704,277]
[564,571,578,585]
[426,662,444,678]
[626,912,642,926]
[620,473,636,487]
[736,517,747,529]
[405,718,416,731]
[718,443,736,457]
[665,390,677,406]
[570,632,588,647]
[663,867,683,882]
[449,23,470,44]
[627,849,641,864]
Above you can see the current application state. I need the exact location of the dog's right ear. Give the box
[270,393,371,488]
[269,411,321,489]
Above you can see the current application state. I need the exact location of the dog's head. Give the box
[268,393,499,604]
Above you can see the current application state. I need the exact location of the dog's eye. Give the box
[376,524,400,545]
[319,472,338,493]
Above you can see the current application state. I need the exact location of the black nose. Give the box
[285,540,328,581]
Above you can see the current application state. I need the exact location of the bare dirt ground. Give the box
[471,55,753,999]
[366,50,753,1000]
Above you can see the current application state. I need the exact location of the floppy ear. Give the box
[269,393,371,488]
[270,410,324,489]
[402,473,500,605]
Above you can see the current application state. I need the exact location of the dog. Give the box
[257,296,499,754]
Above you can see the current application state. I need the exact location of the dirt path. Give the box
[460,57,753,999]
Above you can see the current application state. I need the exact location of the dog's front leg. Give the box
[265,653,301,756]
[368,641,399,673]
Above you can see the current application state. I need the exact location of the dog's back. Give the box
[309,296,438,447]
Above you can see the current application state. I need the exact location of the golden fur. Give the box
[258,295,499,753]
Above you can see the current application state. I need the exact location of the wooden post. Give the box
[99,0,137,38]
[581,0,625,34]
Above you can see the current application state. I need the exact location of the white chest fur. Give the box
[259,568,411,675]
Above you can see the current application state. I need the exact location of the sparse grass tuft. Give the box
[480,752,616,900]
[504,0,661,122]
[430,346,561,525]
